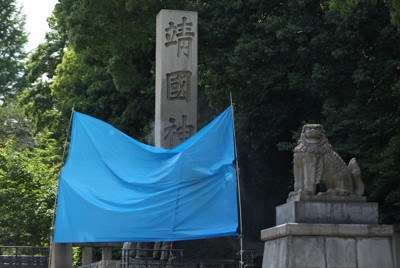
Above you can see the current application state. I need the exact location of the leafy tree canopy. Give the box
[0,131,61,246]
[194,0,400,224]
[327,0,400,27]
[0,0,27,99]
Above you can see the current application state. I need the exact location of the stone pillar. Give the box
[81,247,92,265]
[155,9,198,149]
[261,195,396,268]
[102,247,112,261]
[154,9,198,259]
[50,243,72,268]
[136,242,146,258]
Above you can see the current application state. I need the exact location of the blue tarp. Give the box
[53,107,238,243]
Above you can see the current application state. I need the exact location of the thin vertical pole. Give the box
[230,92,244,268]
[48,106,75,268]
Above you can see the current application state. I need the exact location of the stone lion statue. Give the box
[290,124,364,197]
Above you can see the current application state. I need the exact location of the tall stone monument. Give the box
[261,124,396,268]
[154,9,198,260]
[155,9,198,149]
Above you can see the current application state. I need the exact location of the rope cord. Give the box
[230,92,244,268]
[48,106,74,268]
[61,108,75,164]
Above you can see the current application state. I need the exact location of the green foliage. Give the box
[386,0,400,27]
[187,0,326,239]
[20,15,67,139]
[0,132,61,246]
[315,1,400,222]
[50,48,119,124]
[327,0,400,27]
[50,0,179,140]
[0,0,27,98]
[72,247,82,268]
[0,100,33,149]
[195,0,400,226]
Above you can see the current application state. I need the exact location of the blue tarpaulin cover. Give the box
[53,107,238,243]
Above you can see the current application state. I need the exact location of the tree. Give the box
[188,0,328,239]
[0,132,61,246]
[195,0,400,228]
[0,0,27,99]
[20,15,67,139]
[0,2,63,246]
[327,0,400,28]
[0,100,33,150]
[51,0,193,140]
[317,0,400,223]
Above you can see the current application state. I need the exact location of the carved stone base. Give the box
[276,201,378,225]
[261,223,395,268]
[287,192,367,203]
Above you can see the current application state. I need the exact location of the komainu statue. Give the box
[290,124,364,197]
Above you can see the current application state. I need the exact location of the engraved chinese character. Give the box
[176,17,194,58]
[167,71,191,101]
[163,115,195,148]
[164,17,195,58]
[163,118,177,148]
[176,115,195,141]
[165,22,177,47]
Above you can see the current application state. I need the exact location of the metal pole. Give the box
[229,92,244,268]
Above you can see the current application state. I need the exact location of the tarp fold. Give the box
[54,107,238,243]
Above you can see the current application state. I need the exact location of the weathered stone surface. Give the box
[72,242,123,247]
[80,260,120,268]
[102,247,112,261]
[82,247,93,265]
[276,201,378,225]
[262,237,288,268]
[50,243,72,268]
[261,224,395,268]
[287,193,367,203]
[325,237,356,268]
[155,9,198,149]
[288,236,326,267]
[153,9,198,256]
[395,223,400,268]
[261,223,393,241]
[290,124,364,197]
[357,237,395,268]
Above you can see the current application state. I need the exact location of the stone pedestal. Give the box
[50,243,72,268]
[82,247,93,265]
[262,223,394,268]
[276,200,378,225]
[102,247,112,261]
[261,196,396,268]
[394,223,400,268]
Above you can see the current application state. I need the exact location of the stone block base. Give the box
[276,201,378,225]
[287,193,367,203]
[261,223,395,268]
[80,260,120,268]
[50,243,72,268]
